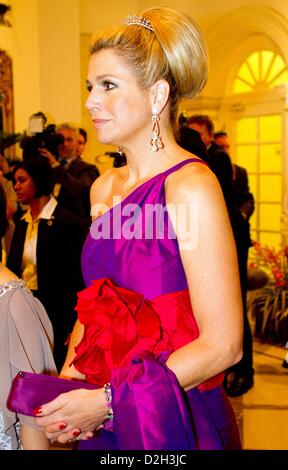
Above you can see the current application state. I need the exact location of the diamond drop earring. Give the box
[149,113,164,152]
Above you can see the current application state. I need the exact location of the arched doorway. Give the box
[224,48,287,248]
[185,6,288,248]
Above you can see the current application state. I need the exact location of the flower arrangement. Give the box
[250,242,288,345]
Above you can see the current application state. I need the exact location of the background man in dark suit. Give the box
[214,131,254,222]
[76,127,88,158]
[188,115,255,397]
[40,123,100,221]
[177,113,209,162]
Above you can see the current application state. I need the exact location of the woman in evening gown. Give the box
[0,262,57,449]
[35,6,243,450]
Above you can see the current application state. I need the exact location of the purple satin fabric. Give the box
[82,159,201,298]
[80,158,241,450]
[78,352,240,451]
[6,371,96,417]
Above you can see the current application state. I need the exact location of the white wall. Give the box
[1,0,41,132]
[80,0,138,32]
[38,0,81,124]
[79,0,288,34]
[0,0,81,134]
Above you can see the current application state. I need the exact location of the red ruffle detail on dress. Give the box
[72,278,224,390]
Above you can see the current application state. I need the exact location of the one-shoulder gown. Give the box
[74,158,241,450]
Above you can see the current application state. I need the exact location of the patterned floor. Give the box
[230,339,288,450]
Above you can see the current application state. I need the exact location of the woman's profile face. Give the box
[14,168,37,205]
[85,48,151,147]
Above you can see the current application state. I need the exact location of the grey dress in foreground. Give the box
[0,280,57,450]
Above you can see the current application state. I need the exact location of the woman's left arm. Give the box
[165,163,243,391]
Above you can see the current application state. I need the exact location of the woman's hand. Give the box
[34,387,108,444]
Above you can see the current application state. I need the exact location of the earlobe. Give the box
[152,104,158,115]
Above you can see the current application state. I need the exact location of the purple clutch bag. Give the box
[6,371,97,416]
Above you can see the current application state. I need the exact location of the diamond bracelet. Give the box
[103,382,113,419]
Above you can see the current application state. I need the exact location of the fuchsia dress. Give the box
[74,158,241,450]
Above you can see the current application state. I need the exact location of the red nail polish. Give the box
[32,407,42,415]
[73,431,80,437]
[59,424,67,430]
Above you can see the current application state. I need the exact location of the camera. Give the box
[20,112,64,160]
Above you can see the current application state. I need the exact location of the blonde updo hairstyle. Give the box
[90,7,208,130]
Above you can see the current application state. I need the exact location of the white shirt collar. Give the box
[21,196,58,223]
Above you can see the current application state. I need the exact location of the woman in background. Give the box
[0,259,57,449]
[7,157,88,371]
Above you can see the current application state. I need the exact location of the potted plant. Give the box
[251,242,288,345]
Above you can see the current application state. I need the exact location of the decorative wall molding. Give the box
[0,49,15,155]
[205,6,288,97]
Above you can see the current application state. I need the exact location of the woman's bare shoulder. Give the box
[165,160,221,205]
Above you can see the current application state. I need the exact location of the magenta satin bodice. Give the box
[81,158,204,297]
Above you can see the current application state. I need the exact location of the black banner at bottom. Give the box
[1,450,288,467]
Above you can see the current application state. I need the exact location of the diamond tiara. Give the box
[124,15,154,32]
